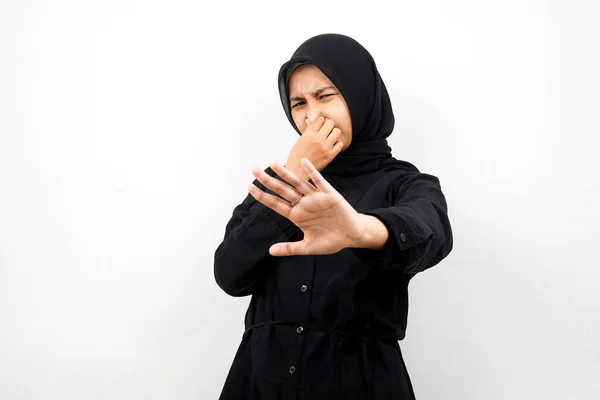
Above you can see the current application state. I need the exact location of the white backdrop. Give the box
[1,0,599,399]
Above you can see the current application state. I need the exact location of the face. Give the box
[288,64,353,151]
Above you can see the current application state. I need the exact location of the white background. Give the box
[1,0,599,399]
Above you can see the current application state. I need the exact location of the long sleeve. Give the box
[352,172,453,275]
[214,167,300,297]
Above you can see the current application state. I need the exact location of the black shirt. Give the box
[214,164,453,400]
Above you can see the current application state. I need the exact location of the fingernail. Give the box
[320,116,324,121]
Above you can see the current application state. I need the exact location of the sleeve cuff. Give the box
[351,207,433,269]
[363,207,432,252]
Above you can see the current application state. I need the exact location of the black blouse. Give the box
[214,165,453,400]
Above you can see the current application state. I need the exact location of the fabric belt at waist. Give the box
[243,320,400,341]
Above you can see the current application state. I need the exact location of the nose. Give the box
[305,105,322,125]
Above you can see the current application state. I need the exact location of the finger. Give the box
[252,167,303,203]
[248,183,292,217]
[270,240,307,257]
[300,157,335,193]
[317,118,335,139]
[306,116,325,133]
[325,127,342,147]
[332,140,345,155]
[270,161,317,195]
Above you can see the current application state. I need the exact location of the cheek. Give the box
[332,105,352,137]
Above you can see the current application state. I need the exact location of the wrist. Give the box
[351,214,389,250]
[284,162,309,181]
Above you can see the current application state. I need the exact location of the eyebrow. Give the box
[290,86,337,102]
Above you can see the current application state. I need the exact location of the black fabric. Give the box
[214,33,454,400]
[277,33,417,178]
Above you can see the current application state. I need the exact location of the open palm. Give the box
[249,158,365,256]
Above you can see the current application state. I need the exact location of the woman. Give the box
[214,33,453,400]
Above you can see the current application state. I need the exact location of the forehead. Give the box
[288,64,335,94]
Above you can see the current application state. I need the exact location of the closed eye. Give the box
[291,93,337,109]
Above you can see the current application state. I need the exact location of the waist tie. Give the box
[243,320,400,340]
[243,320,400,400]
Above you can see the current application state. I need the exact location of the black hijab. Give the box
[277,33,417,178]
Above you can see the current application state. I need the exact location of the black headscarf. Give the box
[277,33,417,178]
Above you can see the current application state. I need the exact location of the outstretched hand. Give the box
[249,158,367,257]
